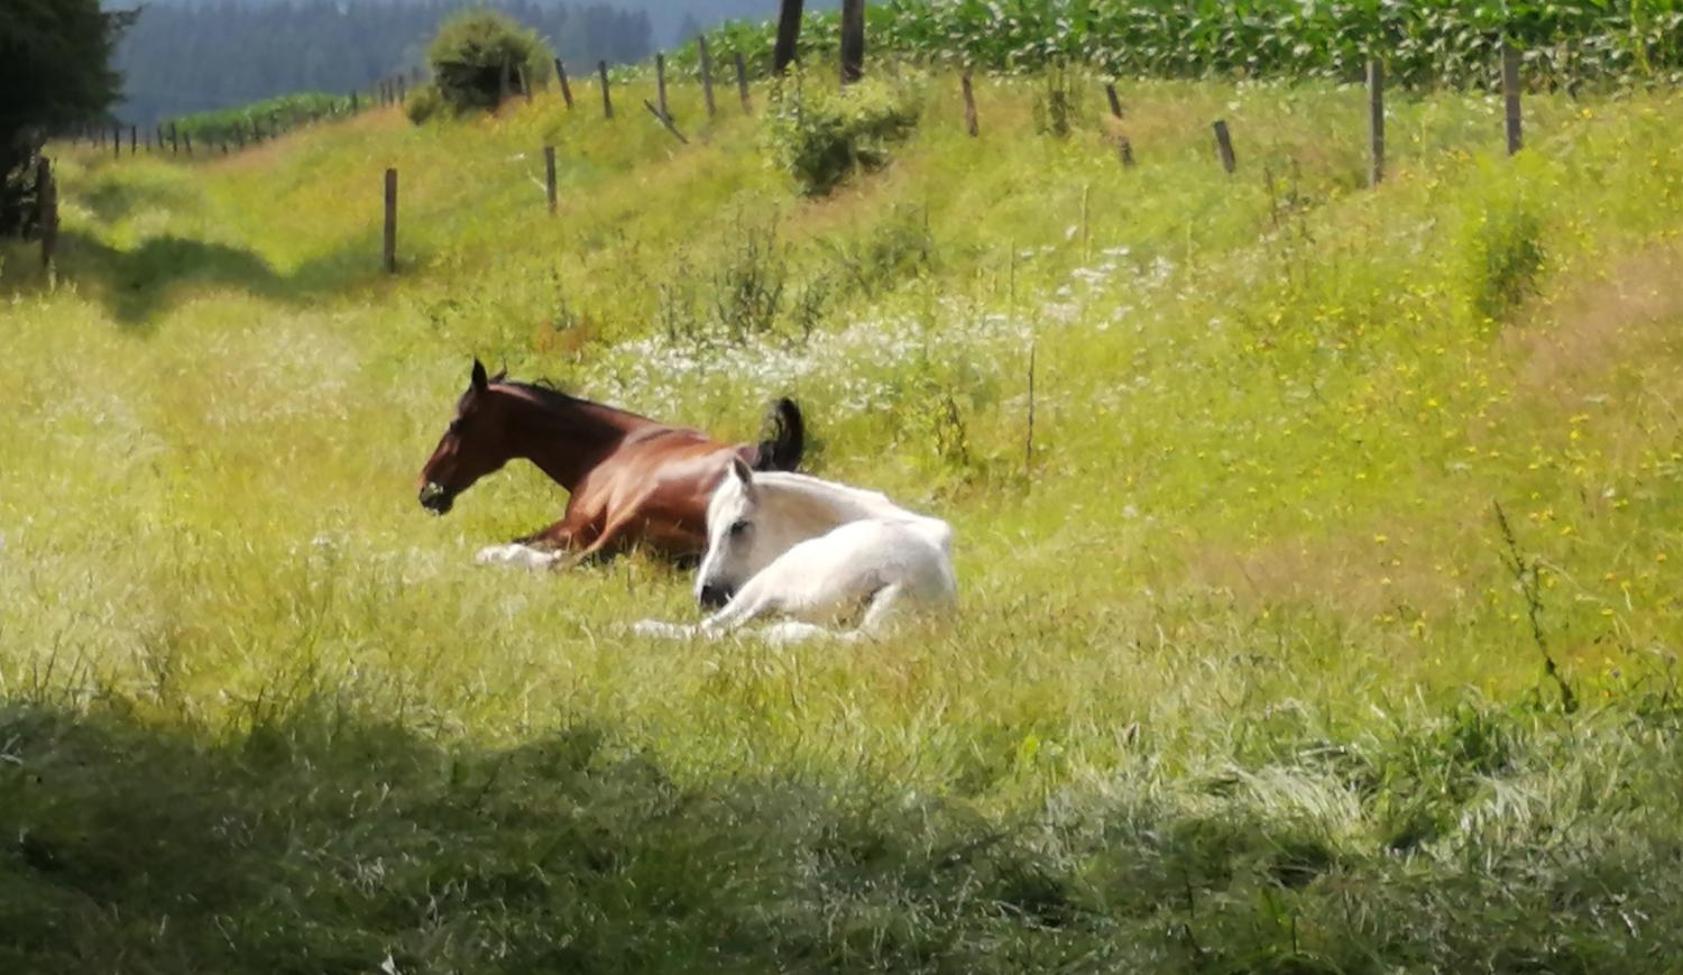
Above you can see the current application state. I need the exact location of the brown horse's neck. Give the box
[494,384,652,490]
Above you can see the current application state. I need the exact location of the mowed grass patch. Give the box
[4,73,1683,970]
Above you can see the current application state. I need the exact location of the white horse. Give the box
[634,459,956,643]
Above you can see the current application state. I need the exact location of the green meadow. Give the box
[5,65,1683,971]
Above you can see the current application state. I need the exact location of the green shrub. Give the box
[1463,201,1546,325]
[763,73,922,197]
[426,10,552,115]
[404,84,445,125]
[1032,63,1084,138]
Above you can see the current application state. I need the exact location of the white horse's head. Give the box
[695,458,792,608]
[694,462,917,609]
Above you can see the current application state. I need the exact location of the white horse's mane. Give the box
[744,470,915,523]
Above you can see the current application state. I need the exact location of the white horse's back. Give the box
[750,516,956,621]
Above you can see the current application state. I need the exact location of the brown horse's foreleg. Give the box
[546,505,647,570]
[514,519,580,550]
[514,502,598,550]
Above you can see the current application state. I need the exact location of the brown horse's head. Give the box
[417,359,510,514]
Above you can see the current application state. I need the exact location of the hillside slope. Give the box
[5,68,1683,971]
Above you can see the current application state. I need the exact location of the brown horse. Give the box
[418,359,804,563]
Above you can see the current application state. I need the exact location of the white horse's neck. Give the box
[753,472,919,529]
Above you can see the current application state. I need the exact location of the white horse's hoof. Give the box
[633,619,694,639]
[475,544,559,569]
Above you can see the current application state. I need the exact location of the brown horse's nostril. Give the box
[698,583,732,609]
[418,482,453,514]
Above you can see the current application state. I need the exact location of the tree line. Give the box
[115,0,655,126]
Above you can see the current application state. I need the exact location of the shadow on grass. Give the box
[0,701,1096,975]
[16,232,396,327]
[78,177,203,227]
[2,696,1679,974]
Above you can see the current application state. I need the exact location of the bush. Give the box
[763,72,922,197]
[405,84,445,125]
[1463,201,1546,325]
[425,10,552,115]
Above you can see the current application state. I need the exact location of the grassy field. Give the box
[5,65,1683,971]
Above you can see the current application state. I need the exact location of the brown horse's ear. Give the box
[490,365,508,384]
[471,358,489,392]
[731,456,755,491]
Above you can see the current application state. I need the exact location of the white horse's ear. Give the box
[731,457,755,492]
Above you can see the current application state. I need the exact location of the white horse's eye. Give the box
[728,519,750,537]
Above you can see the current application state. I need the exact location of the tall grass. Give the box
[4,65,1683,970]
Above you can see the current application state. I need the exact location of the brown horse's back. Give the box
[570,431,745,558]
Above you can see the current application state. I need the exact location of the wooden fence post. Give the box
[350,90,359,113]
[697,36,717,117]
[840,0,865,85]
[961,70,979,137]
[1212,119,1236,173]
[773,0,805,74]
[37,158,56,277]
[734,52,751,112]
[544,145,558,214]
[183,131,193,157]
[170,122,180,155]
[130,124,137,155]
[656,53,670,119]
[1105,82,1123,120]
[555,58,574,108]
[112,124,121,159]
[383,168,398,274]
[644,100,690,144]
[598,60,614,118]
[1367,58,1385,186]
[1502,41,1523,155]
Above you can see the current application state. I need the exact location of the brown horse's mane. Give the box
[492,379,659,427]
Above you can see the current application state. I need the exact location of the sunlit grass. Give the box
[4,69,1683,970]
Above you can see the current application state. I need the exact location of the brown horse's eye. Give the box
[448,419,464,435]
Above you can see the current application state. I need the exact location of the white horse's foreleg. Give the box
[858,582,908,636]
[632,619,704,639]
[698,593,776,634]
[633,577,782,641]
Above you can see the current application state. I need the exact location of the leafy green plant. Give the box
[1032,62,1083,138]
[763,71,922,196]
[1463,201,1546,325]
[174,92,347,145]
[404,84,445,126]
[683,0,1683,91]
[425,9,552,116]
